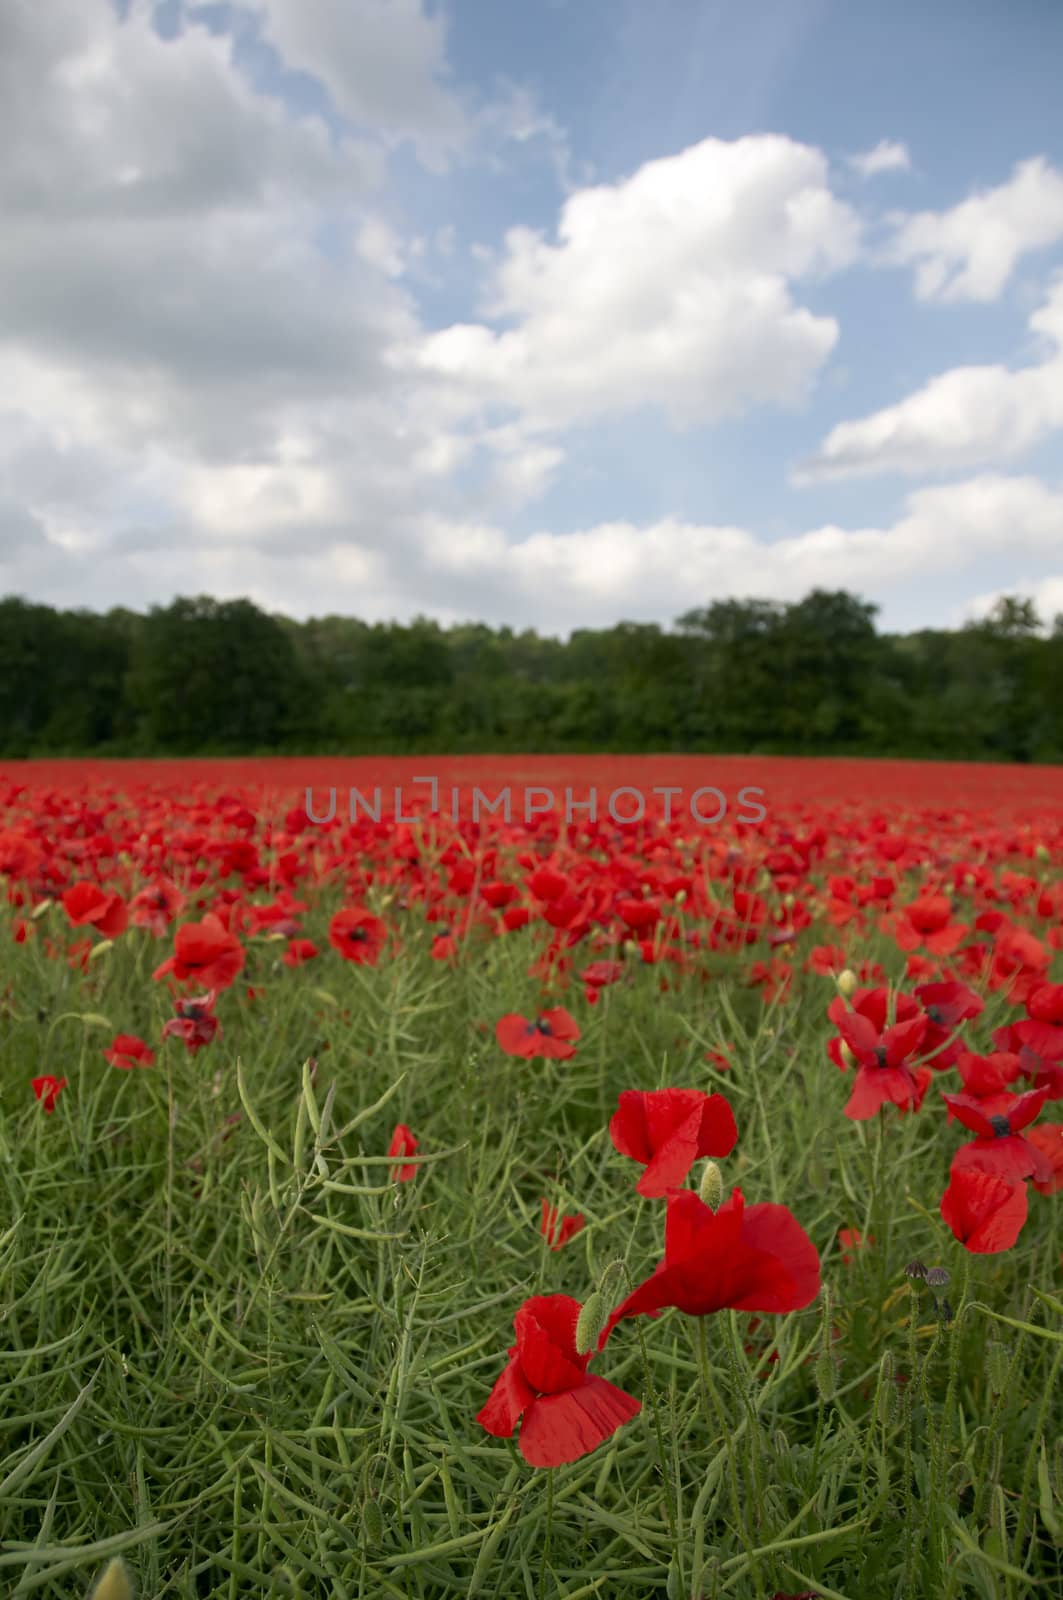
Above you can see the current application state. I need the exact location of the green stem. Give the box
[539,1466,553,1600]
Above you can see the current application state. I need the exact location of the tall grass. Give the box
[1,891,1061,1598]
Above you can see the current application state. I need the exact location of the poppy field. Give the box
[2,755,1062,1600]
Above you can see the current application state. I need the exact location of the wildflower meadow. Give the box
[1,755,1061,1600]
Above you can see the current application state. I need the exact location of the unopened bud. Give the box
[575,1292,605,1355]
[622,939,640,957]
[814,1352,836,1401]
[91,1559,134,1600]
[839,1041,857,1068]
[699,1160,723,1210]
[836,968,858,998]
[597,1258,627,1307]
[986,1342,1010,1395]
[1035,844,1050,863]
[806,1152,829,1190]
[782,893,795,909]
[675,889,687,906]
[361,1498,384,1545]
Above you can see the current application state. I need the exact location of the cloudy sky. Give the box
[3,0,1062,635]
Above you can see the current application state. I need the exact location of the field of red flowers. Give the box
[1,755,1061,1600]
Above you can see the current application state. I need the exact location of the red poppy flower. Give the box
[129,878,184,936]
[940,1168,1028,1253]
[153,913,245,990]
[914,979,984,1069]
[62,881,128,938]
[31,1074,67,1113]
[955,1050,1023,1096]
[477,1293,641,1467]
[828,988,929,1119]
[1026,982,1063,1025]
[161,990,221,1053]
[599,1187,820,1349]
[892,894,967,955]
[282,938,319,967]
[388,1123,418,1182]
[496,1007,580,1060]
[540,1199,586,1251]
[837,1227,873,1265]
[944,1087,1054,1184]
[609,1088,738,1198]
[328,906,387,964]
[103,1033,155,1070]
[1025,1123,1063,1195]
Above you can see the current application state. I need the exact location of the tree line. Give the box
[0,589,1060,761]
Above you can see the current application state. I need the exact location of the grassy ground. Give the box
[1,881,1061,1599]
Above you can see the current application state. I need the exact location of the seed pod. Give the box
[698,1160,723,1210]
[575,1292,605,1355]
[925,1267,951,1292]
[904,1260,928,1282]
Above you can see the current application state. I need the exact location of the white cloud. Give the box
[250,0,468,170]
[796,277,1063,481]
[962,577,1063,631]
[849,140,911,179]
[888,156,1063,302]
[395,135,862,433]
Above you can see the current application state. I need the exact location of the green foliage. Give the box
[1,897,1061,1597]
[1,587,1062,757]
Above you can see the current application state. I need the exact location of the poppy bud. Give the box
[597,1257,627,1307]
[814,1352,836,1401]
[836,968,857,998]
[1035,844,1050,862]
[90,1558,134,1600]
[622,939,640,956]
[839,1041,857,1068]
[985,1342,1010,1395]
[698,1160,723,1210]
[805,1152,829,1190]
[361,1497,384,1545]
[675,889,687,906]
[575,1293,605,1355]
[782,893,795,909]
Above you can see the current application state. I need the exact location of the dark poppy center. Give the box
[533,1018,553,1035]
[926,1006,945,1026]
[874,1046,888,1068]
[347,927,368,942]
[989,1114,1011,1137]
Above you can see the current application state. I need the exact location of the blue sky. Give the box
[1,0,1061,635]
